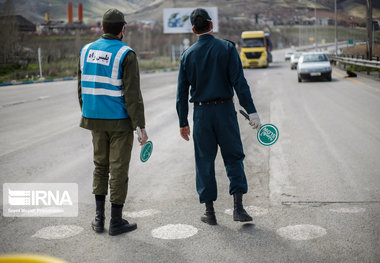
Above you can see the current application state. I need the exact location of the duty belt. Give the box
[194,98,233,106]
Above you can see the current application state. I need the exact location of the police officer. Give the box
[176,8,261,225]
[78,9,148,236]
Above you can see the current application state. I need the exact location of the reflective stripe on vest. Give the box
[81,87,123,97]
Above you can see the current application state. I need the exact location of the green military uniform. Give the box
[78,33,145,205]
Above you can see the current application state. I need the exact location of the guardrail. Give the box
[337,54,380,61]
[296,41,348,52]
[329,55,380,78]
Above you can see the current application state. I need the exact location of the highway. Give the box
[0,49,380,262]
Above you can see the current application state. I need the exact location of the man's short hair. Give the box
[102,22,124,35]
[192,16,211,34]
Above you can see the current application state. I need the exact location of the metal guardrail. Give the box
[329,55,380,77]
[296,41,348,52]
[337,54,380,61]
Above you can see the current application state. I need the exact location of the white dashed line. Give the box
[329,207,366,213]
[276,224,327,241]
[224,206,269,216]
[32,225,83,240]
[151,224,198,240]
[123,209,161,218]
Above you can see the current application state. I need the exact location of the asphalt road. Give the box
[1,49,379,263]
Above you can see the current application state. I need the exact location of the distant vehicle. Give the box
[284,51,293,61]
[240,31,269,68]
[290,52,302,70]
[264,32,273,63]
[297,52,332,82]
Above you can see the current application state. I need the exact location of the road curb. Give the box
[0,77,75,87]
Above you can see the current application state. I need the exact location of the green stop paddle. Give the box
[140,140,153,162]
[239,110,279,146]
[136,127,153,162]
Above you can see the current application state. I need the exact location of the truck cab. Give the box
[240,31,268,68]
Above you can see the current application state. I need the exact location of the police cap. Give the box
[103,8,127,24]
[190,8,212,26]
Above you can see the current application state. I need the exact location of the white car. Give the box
[297,52,332,82]
[290,52,302,70]
[284,51,293,61]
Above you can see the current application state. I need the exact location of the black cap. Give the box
[103,8,127,24]
[190,8,212,26]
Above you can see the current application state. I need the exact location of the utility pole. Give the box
[366,0,373,60]
[335,0,338,55]
[314,0,317,51]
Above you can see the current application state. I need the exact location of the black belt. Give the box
[194,98,233,106]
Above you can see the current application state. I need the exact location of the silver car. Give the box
[284,51,293,61]
[297,52,332,82]
[290,52,302,70]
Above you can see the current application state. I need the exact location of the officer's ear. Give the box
[209,21,213,31]
[192,27,197,35]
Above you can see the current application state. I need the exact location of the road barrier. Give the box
[329,55,380,78]
[296,41,348,52]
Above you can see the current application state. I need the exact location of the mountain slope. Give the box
[0,0,378,24]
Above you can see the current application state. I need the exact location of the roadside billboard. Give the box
[163,7,218,34]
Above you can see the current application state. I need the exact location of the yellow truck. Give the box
[240,31,268,68]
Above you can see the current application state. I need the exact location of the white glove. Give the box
[248,113,261,130]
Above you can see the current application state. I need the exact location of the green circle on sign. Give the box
[140,141,153,162]
[257,124,279,146]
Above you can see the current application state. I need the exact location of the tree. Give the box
[0,0,18,64]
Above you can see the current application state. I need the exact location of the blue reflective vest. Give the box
[80,38,133,119]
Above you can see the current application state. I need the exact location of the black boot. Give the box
[201,202,217,225]
[233,193,253,222]
[91,200,105,233]
[109,205,137,236]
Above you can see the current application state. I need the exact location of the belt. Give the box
[194,98,233,106]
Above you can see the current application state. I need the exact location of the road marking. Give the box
[151,224,198,240]
[329,207,366,213]
[0,100,27,108]
[123,209,161,218]
[32,225,83,240]
[332,70,364,85]
[0,96,50,108]
[276,224,327,241]
[224,206,269,216]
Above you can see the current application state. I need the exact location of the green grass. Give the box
[139,57,178,71]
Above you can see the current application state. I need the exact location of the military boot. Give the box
[109,205,137,236]
[233,193,253,222]
[201,201,217,225]
[91,200,105,233]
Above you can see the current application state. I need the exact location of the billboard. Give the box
[163,7,218,34]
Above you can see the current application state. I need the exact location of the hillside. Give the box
[1,0,379,25]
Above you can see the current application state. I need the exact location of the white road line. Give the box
[224,206,269,216]
[123,209,161,218]
[151,224,198,240]
[32,225,83,240]
[276,224,327,241]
